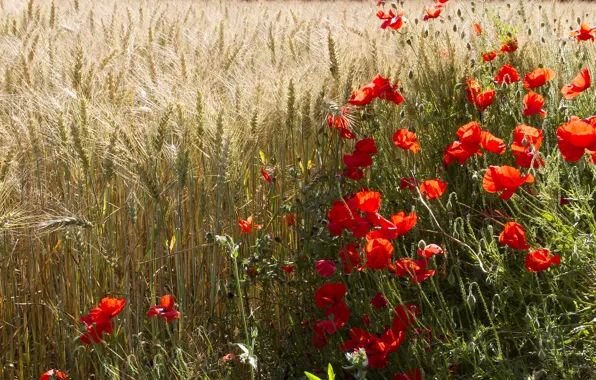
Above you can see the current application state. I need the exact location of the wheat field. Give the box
[1,0,596,379]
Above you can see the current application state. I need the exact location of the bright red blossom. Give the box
[482,51,497,62]
[498,38,518,54]
[354,190,381,213]
[499,222,531,250]
[314,283,347,308]
[393,129,420,153]
[79,297,126,344]
[523,91,547,118]
[423,4,443,21]
[260,169,272,183]
[146,295,180,322]
[365,238,394,270]
[482,165,534,200]
[40,370,69,380]
[511,125,544,168]
[340,328,406,369]
[525,249,561,272]
[418,244,443,258]
[561,68,591,100]
[315,260,336,277]
[281,265,294,274]
[419,179,448,199]
[339,243,362,274]
[392,304,418,332]
[238,216,263,233]
[570,23,596,42]
[556,116,596,162]
[394,258,435,284]
[523,68,556,89]
[494,64,520,84]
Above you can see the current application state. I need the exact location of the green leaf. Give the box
[304,372,321,380]
[327,363,335,380]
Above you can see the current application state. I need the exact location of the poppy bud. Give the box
[424,30,428,38]
[457,9,461,17]
[507,3,511,8]
[400,110,405,118]
[414,18,419,25]
[408,70,413,79]
[406,39,412,46]
[453,24,457,32]
[577,17,581,25]
[527,28,531,36]
[466,42,471,50]
[472,173,479,181]
[541,37,545,43]
[487,225,493,236]
[538,349,546,361]
[447,271,456,285]
[446,200,452,211]
[466,293,476,310]
[540,22,545,28]
[418,240,426,250]
[507,31,512,37]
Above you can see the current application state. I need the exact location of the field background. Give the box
[1,0,596,379]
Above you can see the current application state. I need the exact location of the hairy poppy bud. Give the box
[487,225,493,236]
[447,271,456,285]
[418,240,426,250]
[453,24,457,32]
[466,293,476,310]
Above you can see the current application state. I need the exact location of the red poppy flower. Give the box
[394,258,435,284]
[494,64,520,84]
[354,190,382,213]
[482,51,497,62]
[423,4,443,21]
[556,116,596,162]
[221,353,239,363]
[523,68,556,89]
[339,127,356,140]
[371,292,388,311]
[247,267,259,276]
[238,216,263,233]
[40,370,69,380]
[281,265,294,274]
[570,23,596,42]
[418,244,443,258]
[349,84,377,106]
[482,165,534,200]
[392,129,420,153]
[377,8,408,30]
[444,140,479,165]
[260,169,272,183]
[480,131,506,154]
[146,294,180,322]
[343,151,373,168]
[390,211,418,236]
[283,213,296,226]
[525,249,561,272]
[340,328,406,369]
[324,301,350,328]
[345,166,364,181]
[523,92,547,118]
[472,89,495,112]
[79,297,126,344]
[561,68,591,100]
[511,125,544,168]
[365,238,394,270]
[393,368,422,380]
[419,179,448,199]
[314,283,347,308]
[339,243,362,274]
[392,304,418,332]
[355,138,378,155]
[499,222,531,250]
[473,23,482,36]
[315,260,337,278]
[498,38,518,54]
[400,177,418,191]
[465,78,482,103]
